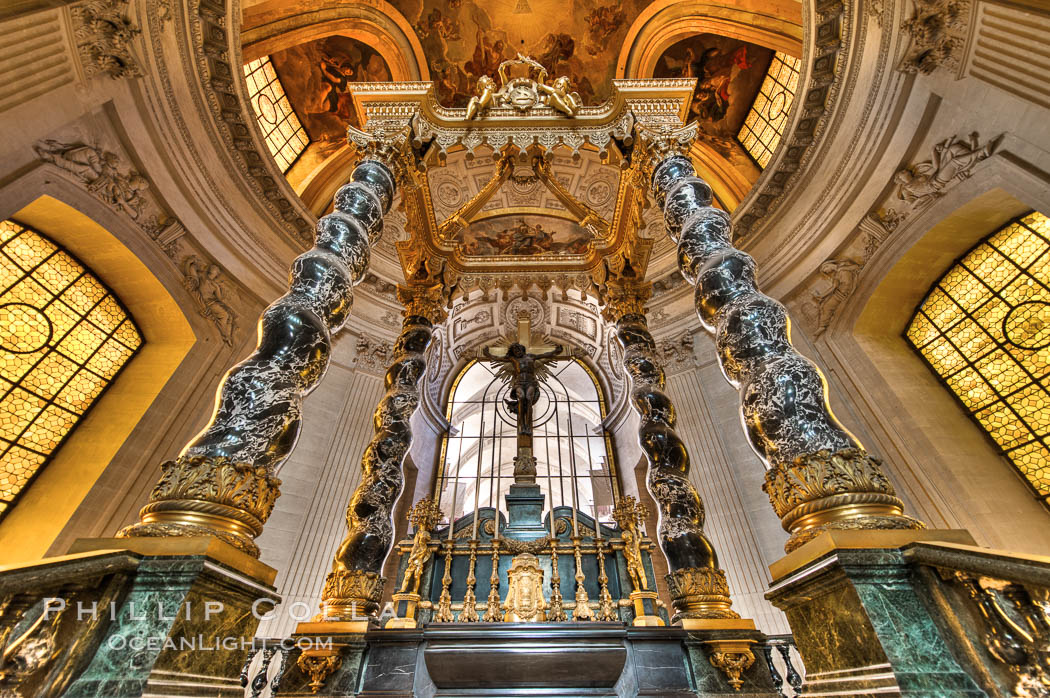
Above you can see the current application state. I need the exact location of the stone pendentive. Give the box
[119,159,397,556]
[646,148,923,552]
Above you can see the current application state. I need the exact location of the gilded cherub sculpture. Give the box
[464,56,580,119]
[538,76,580,117]
[398,498,443,595]
[466,75,497,120]
[613,495,649,592]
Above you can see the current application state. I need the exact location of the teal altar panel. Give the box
[390,506,669,625]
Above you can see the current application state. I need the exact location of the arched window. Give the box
[0,220,142,519]
[906,212,1050,505]
[435,357,619,525]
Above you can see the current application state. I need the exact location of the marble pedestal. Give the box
[58,536,278,697]
[276,623,779,696]
[766,530,986,696]
[503,483,549,541]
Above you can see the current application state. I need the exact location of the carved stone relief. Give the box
[71,0,142,79]
[34,140,162,229]
[892,131,998,209]
[898,0,972,75]
[181,257,238,345]
[355,337,394,374]
[655,330,697,374]
[33,136,247,343]
[502,296,546,337]
[798,132,1000,337]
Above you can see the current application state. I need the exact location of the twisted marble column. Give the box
[321,283,446,620]
[603,276,738,623]
[119,159,397,557]
[642,130,923,552]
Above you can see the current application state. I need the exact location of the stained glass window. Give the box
[0,220,142,518]
[738,52,802,168]
[243,57,309,173]
[906,212,1050,505]
[435,358,619,526]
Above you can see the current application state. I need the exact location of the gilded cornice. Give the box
[346,78,686,288]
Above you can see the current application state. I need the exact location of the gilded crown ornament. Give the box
[466,54,580,119]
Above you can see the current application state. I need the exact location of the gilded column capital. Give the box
[396,282,448,324]
[347,122,422,188]
[600,277,652,323]
[631,121,700,181]
[666,566,739,621]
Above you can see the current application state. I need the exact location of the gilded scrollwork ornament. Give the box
[297,653,341,695]
[709,649,755,691]
[503,554,548,622]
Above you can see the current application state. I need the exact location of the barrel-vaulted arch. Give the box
[616,0,803,81]
[240,0,429,82]
[434,357,619,528]
[0,191,197,563]
[616,0,803,210]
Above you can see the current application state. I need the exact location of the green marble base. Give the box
[53,540,279,697]
[767,545,985,696]
[683,628,780,696]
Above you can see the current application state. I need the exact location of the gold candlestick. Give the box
[483,541,503,622]
[547,541,568,622]
[572,536,594,621]
[596,544,617,621]
[434,541,454,623]
[613,496,664,626]
[460,540,480,623]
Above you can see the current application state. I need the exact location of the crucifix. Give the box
[482,313,575,484]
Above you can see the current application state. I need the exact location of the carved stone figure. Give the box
[33,140,149,220]
[181,257,238,345]
[502,553,548,622]
[802,259,862,337]
[894,132,998,206]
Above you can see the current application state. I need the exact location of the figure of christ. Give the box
[483,340,574,482]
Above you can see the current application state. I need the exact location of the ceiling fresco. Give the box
[270,36,392,147]
[457,214,593,256]
[394,0,651,107]
[654,34,773,142]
